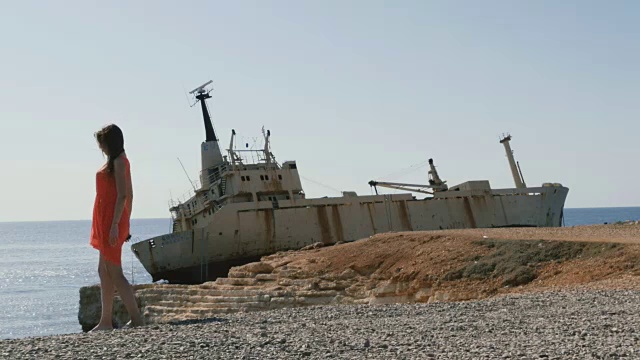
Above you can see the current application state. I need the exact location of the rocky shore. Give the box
[79,225,640,330]
[5,225,640,358]
[2,289,640,359]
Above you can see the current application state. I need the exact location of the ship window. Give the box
[278,174,282,180]
[286,195,290,200]
[289,163,297,169]
[241,176,246,181]
[265,175,269,180]
[246,176,250,181]
[260,175,264,180]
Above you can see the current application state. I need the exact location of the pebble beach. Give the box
[2,289,639,359]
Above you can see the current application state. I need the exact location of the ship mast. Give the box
[196,90,216,142]
[189,80,224,188]
[499,134,526,188]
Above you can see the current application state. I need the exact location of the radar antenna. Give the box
[189,80,213,95]
[189,80,217,142]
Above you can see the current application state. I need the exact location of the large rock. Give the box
[78,285,144,332]
[235,261,274,274]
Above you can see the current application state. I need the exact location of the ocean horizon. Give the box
[2,206,638,225]
[2,207,640,340]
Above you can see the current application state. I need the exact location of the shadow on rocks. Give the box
[168,317,228,326]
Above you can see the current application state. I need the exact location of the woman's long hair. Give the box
[95,124,125,174]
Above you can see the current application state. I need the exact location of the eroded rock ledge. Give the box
[79,226,640,331]
[79,256,439,331]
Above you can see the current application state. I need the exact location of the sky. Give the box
[0,1,639,222]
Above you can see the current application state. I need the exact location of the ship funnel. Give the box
[499,134,526,188]
[189,80,224,188]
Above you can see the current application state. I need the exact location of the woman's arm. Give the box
[109,156,131,246]
[126,163,133,214]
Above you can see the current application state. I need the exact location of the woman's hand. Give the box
[109,224,119,247]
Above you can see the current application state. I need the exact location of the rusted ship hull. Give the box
[148,255,263,284]
[132,184,569,284]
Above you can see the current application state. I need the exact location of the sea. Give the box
[1,208,640,340]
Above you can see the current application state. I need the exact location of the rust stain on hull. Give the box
[262,209,275,252]
[471,195,489,226]
[498,197,509,225]
[397,201,413,231]
[366,203,377,234]
[463,198,477,228]
[330,205,345,242]
[317,206,332,244]
[266,176,283,191]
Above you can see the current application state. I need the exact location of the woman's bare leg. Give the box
[106,261,144,327]
[91,255,115,331]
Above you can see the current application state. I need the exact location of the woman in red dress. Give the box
[90,124,143,330]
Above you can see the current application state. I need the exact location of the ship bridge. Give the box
[169,127,306,233]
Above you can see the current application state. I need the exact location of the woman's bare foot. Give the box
[129,318,145,328]
[89,323,113,332]
[120,318,144,329]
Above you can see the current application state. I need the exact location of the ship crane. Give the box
[368,158,448,195]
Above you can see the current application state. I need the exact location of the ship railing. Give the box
[491,186,559,196]
[199,164,229,188]
[229,149,275,165]
[129,234,147,245]
[169,191,212,219]
[168,182,203,208]
[169,204,193,219]
[168,165,233,219]
[168,196,198,218]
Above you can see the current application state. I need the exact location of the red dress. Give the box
[90,156,131,266]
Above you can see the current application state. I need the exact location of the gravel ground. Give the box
[2,290,639,359]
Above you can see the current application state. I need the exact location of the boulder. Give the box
[78,285,143,332]
[235,262,274,274]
